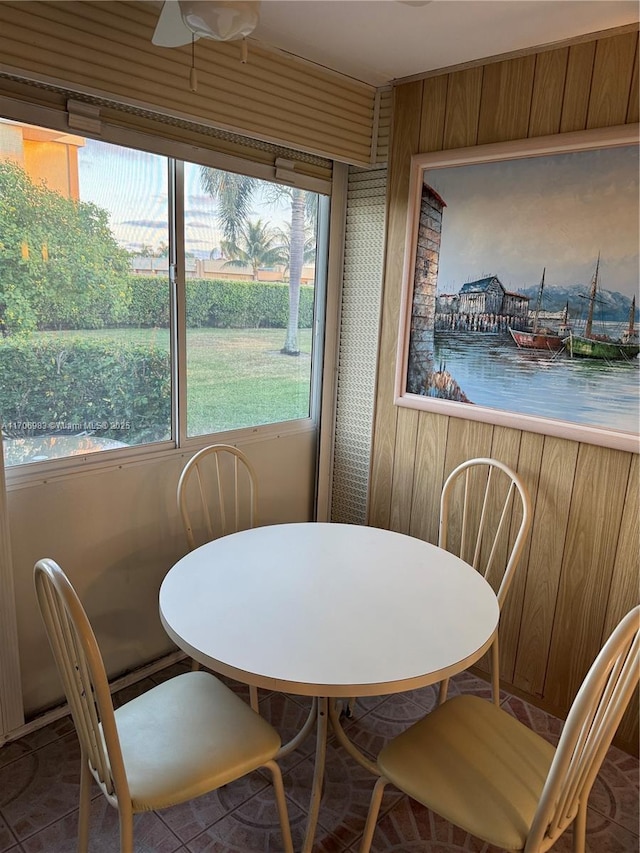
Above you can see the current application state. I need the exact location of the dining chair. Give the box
[177,443,258,550]
[343,456,531,720]
[34,558,294,853]
[437,456,532,705]
[177,443,260,710]
[359,604,640,853]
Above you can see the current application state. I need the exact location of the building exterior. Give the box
[0,119,84,199]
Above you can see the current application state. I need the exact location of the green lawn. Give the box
[41,327,313,435]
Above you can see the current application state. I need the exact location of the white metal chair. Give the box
[177,443,258,551]
[359,604,640,853]
[34,558,293,853]
[437,457,532,705]
[177,443,260,710]
[344,456,531,720]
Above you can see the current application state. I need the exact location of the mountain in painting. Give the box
[516,283,638,323]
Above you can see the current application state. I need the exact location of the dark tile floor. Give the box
[0,664,637,852]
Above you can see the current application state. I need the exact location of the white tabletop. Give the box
[159,522,499,698]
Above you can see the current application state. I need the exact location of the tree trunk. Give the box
[282,189,305,355]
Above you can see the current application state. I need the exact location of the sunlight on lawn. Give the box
[41,328,313,435]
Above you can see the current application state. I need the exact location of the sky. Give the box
[423,144,639,300]
[77,139,290,257]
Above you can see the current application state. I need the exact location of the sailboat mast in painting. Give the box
[565,256,640,360]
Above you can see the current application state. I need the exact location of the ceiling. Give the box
[247,1,640,86]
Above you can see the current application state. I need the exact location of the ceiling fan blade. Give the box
[152,0,198,47]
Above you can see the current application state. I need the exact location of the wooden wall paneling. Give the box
[528,48,569,137]
[617,684,639,756]
[386,77,451,536]
[443,418,494,475]
[627,36,639,124]
[368,82,423,529]
[481,426,524,595]
[389,408,419,534]
[419,74,448,152]
[544,445,632,712]
[409,412,450,544]
[603,453,639,751]
[559,41,597,132]
[513,436,579,697]
[477,55,536,144]
[442,67,483,149]
[489,428,542,684]
[587,31,638,129]
[376,30,639,743]
[469,425,523,676]
[439,418,494,588]
[604,454,640,634]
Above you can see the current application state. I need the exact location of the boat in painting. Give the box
[564,256,640,360]
[509,268,569,351]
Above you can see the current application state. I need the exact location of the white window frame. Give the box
[0,95,335,488]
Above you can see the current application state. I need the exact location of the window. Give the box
[184,161,319,436]
[0,118,327,467]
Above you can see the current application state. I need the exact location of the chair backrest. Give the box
[526,605,640,852]
[177,444,258,550]
[34,558,129,808]
[438,457,531,607]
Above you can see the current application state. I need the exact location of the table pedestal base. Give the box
[277,696,381,852]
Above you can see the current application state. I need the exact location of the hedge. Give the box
[0,337,170,444]
[126,276,314,329]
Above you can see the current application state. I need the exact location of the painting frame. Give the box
[394,123,640,454]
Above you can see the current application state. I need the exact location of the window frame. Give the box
[0,97,334,487]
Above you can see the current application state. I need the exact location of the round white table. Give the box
[159,522,499,851]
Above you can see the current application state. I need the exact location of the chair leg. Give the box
[265,760,294,853]
[77,757,92,853]
[491,636,500,706]
[438,677,449,705]
[359,776,388,853]
[249,684,259,712]
[118,804,134,853]
[572,799,587,853]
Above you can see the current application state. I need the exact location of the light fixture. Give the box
[177,1,260,41]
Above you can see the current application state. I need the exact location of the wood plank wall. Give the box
[369,28,639,753]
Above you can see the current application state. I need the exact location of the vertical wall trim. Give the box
[316,163,348,521]
[0,435,24,737]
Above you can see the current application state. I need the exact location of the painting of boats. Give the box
[397,131,639,451]
[508,268,569,351]
[564,256,640,361]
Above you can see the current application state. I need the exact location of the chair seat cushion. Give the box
[113,671,280,811]
[377,694,556,851]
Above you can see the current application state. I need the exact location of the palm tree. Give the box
[284,187,306,355]
[274,221,317,279]
[221,219,286,281]
[200,169,256,245]
[200,166,316,355]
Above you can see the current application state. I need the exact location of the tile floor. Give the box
[0,664,637,852]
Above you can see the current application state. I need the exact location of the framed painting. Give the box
[395,124,640,453]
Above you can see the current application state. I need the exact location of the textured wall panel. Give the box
[330,168,387,524]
